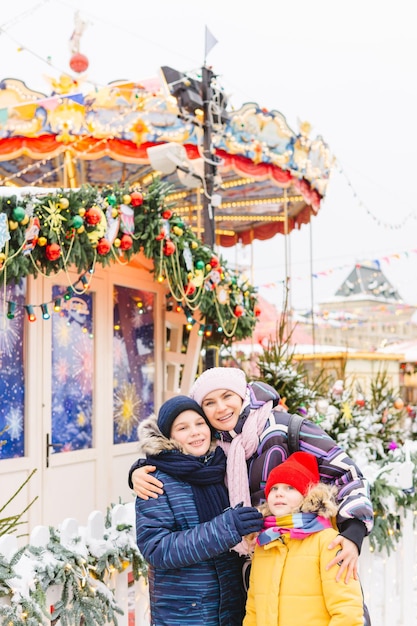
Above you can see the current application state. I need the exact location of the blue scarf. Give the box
[258,512,333,546]
[146,446,229,523]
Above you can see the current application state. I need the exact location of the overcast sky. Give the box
[1,0,416,311]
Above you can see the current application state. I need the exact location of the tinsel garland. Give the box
[0,180,259,345]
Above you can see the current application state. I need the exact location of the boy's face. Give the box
[200,389,243,432]
[267,483,304,516]
[170,410,211,456]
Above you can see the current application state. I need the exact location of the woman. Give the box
[130,367,374,585]
[244,452,367,625]
[135,394,263,626]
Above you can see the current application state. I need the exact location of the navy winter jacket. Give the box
[135,416,246,626]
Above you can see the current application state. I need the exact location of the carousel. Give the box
[0,57,333,531]
[0,67,332,244]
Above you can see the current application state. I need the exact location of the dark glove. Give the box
[230,506,263,537]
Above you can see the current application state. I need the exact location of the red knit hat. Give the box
[264,452,320,498]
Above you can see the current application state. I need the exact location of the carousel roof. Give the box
[0,76,333,247]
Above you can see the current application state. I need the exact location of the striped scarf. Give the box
[257,512,332,546]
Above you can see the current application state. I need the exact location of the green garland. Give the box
[0,180,259,345]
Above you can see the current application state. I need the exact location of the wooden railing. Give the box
[0,502,416,625]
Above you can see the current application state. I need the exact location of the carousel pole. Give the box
[201,64,216,248]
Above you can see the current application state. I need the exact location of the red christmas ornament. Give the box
[161,209,173,220]
[355,398,365,408]
[120,234,133,250]
[85,207,102,225]
[45,243,61,261]
[209,255,220,268]
[97,238,111,255]
[163,240,176,256]
[69,52,89,73]
[130,191,143,207]
[185,282,196,296]
[155,229,166,241]
[234,305,244,317]
[254,304,262,317]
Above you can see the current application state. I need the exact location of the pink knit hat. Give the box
[189,367,247,405]
[264,452,320,498]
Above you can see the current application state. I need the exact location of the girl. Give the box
[243,451,367,625]
[135,395,263,626]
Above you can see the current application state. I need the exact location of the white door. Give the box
[39,266,166,527]
[1,261,200,532]
[39,270,107,527]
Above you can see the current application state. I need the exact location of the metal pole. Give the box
[201,65,216,247]
[309,211,316,353]
[283,188,292,335]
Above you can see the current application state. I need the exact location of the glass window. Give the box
[51,286,94,451]
[113,285,155,444]
[0,280,25,459]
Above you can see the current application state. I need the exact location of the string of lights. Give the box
[0,135,111,187]
[3,266,94,323]
[165,295,217,338]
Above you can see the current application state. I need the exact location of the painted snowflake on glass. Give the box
[113,381,141,439]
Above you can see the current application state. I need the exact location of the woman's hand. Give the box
[132,465,164,500]
[326,535,359,583]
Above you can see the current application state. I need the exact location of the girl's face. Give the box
[170,410,212,456]
[267,483,304,517]
[200,389,243,432]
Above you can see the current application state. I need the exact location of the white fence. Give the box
[359,508,417,626]
[0,502,150,626]
[0,503,416,625]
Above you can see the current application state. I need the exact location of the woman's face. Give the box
[200,389,243,432]
[267,483,303,517]
[170,410,212,456]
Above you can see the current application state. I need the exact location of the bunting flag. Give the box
[258,249,417,290]
[205,26,218,58]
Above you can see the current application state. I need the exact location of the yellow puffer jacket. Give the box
[243,528,365,626]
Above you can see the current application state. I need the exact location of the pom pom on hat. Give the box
[158,395,208,438]
[189,367,247,405]
[264,452,320,498]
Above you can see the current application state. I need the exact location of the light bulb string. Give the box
[25,227,76,281]
[0,135,112,187]
[214,298,238,337]
[0,237,27,272]
[2,267,95,321]
[109,245,129,266]
[163,265,201,311]
[163,250,204,307]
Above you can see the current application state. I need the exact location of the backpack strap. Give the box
[287,414,306,455]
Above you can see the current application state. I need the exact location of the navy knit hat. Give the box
[157,395,209,438]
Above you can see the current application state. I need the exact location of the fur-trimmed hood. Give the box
[137,414,217,457]
[260,482,338,519]
[299,482,338,518]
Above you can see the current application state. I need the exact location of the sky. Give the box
[1,0,416,312]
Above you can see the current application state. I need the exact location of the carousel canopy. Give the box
[0,76,333,247]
